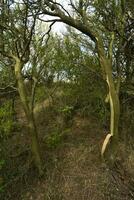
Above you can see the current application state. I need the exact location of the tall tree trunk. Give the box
[14,57,43,175]
[97,43,120,161]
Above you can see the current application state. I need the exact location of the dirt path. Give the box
[19,117,134,200]
[1,106,134,200]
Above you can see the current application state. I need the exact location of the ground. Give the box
[0,102,134,200]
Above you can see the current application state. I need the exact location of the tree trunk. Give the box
[105,62,120,161]
[28,113,43,175]
[14,57,43,175]
[97,44,120,162]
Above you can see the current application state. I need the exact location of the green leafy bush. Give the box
[60,105,73,117]
[0,159,5,170]
[0,101,14,138]
[35,86,46,103]
[45,131,63,148]
[59,105,74,126]
[0,159,5,193]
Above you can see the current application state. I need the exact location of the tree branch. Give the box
[42,2,97,42]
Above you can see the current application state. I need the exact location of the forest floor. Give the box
[1,102,134,200]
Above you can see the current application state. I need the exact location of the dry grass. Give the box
[1,106,134,200]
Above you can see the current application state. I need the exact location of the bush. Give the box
[45,131,63,149]
[0,100,14,139]
[0,159,5,193]
[59,105,74,124]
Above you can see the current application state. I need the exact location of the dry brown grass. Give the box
[1,105,134,200]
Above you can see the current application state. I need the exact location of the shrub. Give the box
[0,100,14,139]
[0,159,5,193]
[45,131,63,149]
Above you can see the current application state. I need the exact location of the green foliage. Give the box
[0,179,4,193]
[59,105,74,126]
[45,131,63,149]
[0,159,5,170]
[0,159,5,193]
[0,101,14,138]
[35,86,46,103]
[60,105,73,114]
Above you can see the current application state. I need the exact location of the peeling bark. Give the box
[97,42,120,160]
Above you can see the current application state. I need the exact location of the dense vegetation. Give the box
[0,0,134,199]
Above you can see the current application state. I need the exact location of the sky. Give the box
[45,0,71,34]
[52,22,66,34]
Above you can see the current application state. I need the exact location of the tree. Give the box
[0,0,44,175]
[39,0,132,161]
